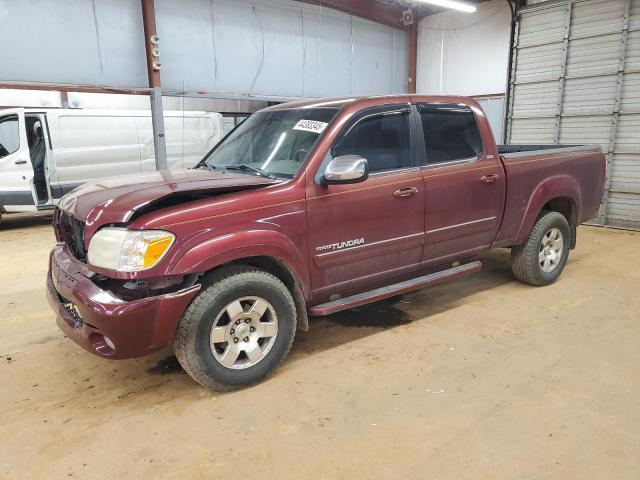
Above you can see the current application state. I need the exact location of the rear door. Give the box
[416,103,505,267]
[24,113,53,206]
[0,109,35,209]
[306,104,426,300]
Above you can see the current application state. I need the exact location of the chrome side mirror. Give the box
[323,155,369,185]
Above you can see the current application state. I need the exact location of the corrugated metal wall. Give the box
[476,96,506,142]
[507,0,640,229]
[156,0,407,98]
[0,0,407,99]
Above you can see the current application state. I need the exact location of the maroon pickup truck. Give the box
[47,95,606,390]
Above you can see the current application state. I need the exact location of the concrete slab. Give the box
[1,213,638,479]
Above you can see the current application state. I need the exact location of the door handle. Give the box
[14,160,27,165]
[393,187,418,198]
[480,174,499,184]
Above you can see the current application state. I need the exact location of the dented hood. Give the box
[58,169,278,235]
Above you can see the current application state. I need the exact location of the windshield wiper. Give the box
[224,164,276,180]
[193,157,209,169]
[191,159,215,170]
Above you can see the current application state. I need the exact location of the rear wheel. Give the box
[174,265,296,391]
[511,211,571,286]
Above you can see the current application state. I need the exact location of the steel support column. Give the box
[141,0,167,171]
[553,2,572,144]
[407,23,418,94]
[602,0,632,224]
[60,91,69,108]
[505,18,520,143]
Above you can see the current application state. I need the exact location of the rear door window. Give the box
[0,115,20,158]
[417,105,483,165]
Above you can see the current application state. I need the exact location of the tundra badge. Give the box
[316,238,365,253]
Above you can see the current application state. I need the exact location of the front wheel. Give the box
[174,265,297,391]
[511,211,571,286]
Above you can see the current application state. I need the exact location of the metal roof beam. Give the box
[295,0,405,29]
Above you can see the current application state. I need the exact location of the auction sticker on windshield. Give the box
[293,119,328,134]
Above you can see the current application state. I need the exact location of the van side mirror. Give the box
[322,155,369,185]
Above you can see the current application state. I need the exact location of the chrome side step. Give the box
[308,261,482,316]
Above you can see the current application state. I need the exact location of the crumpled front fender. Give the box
[169,229,310,297]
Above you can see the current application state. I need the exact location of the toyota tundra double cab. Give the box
[48,96,606,390]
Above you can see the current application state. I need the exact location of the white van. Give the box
[0,108,225,217]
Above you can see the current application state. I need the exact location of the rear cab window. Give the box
[417,104,483,165]
[0,115,20,159]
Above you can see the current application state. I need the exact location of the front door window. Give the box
[332,110,412,173]
[0,115,20,159]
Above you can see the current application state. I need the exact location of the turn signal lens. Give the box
[143,235,174,267]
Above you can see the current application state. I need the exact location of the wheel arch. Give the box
[170,230,310,331]
[223,256,308,332]
[514,175,582,248]
[205,255,310,332]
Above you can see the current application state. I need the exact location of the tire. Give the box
[511,211,571,286]
[174,265,297,391]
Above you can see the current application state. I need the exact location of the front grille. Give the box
[57,290,85,326]
[55,209,87,261]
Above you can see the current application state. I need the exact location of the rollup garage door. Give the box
[506,0,640,229]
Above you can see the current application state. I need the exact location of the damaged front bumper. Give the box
[47,244,200,359]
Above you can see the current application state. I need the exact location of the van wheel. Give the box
[511,211,571,286]
[174,265,296,391]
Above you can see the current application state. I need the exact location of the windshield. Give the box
[201,108,339,179]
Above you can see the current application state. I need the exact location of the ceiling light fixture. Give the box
[415,0,477,14]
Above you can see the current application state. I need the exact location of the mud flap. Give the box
[293,283,309,332]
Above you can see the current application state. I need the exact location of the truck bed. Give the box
[492,144,606,247]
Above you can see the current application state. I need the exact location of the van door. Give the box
[139,113,225,171]
[164,116,193,170]
[0,109,36,210]
[136,115,180,171]
[24,113,53,206]
[204,112,225,152]
[50,112,141,198]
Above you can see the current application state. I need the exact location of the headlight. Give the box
[88,227,175,272]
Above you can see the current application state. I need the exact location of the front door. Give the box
[416,103,506,267]
[0,109,36,210]
[306,104,426,301]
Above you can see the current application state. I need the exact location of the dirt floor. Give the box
[0,212,639,479]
